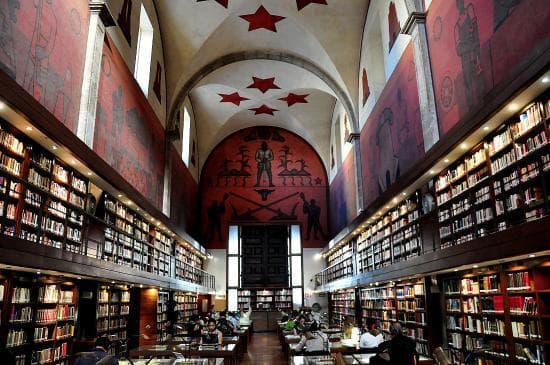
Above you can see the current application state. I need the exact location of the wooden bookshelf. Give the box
[435,97,550,249]
[173,292,197,337]
[443,260,549,364]
[237,288,293,311]
[329,288,356,326]
[359,279,430,356]
[156,290,169,343]
[0,272,78,365]
[323,241,354,282]
[95,285,130,357]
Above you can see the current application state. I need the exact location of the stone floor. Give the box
[240,332,287,365]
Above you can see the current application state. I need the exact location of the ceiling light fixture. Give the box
[508,103,519,111]
[52,145,58,150]
[26,126,33,131]
[542,77,549,83]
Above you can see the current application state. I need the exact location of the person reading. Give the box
[293,321,329,355]
[201,319,223,346]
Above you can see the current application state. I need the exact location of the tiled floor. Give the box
[240,332,287,365]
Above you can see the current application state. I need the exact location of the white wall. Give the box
[303,248,329,314]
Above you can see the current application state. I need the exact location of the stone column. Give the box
[348,133,364,214]
[76,1,115,147]
[402,2,440,151]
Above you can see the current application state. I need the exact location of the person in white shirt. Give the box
[294,321,329,354]
[360,323,384,352]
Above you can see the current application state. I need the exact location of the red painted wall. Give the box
[427,0,550,135]
[200,127,328,249]
[329,152,357,234]
[94,36,165,210]
[0,0,89,133]
[360,44,424,207]
[170,146,199,237]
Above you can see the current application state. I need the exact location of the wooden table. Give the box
[130,343,239,365]
[290,354,433,364]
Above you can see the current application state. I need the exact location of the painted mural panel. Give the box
[427,0,550,135]
[94,37,165,209]
[329,152,357,235]
[170,146,199,237]
[360,44,424,207]
[200,127,328,249]
[0,0,89,133]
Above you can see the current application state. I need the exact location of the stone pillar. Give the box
[402,6,440,151]
[76,1,115,147]
[347,133,364,214]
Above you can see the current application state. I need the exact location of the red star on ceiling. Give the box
[249,104,278,115]
[218,92,249,106]
[296,0,328,11]
[239,5,285,32]
[279,93,309,107]
[247,76,281,93]
[196,0,229,8]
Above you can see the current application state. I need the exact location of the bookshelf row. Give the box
[327,257,550,364]
[320,94,550,286]
[237,288,293,311]
[173,292,198,337]
[0,118,210,288]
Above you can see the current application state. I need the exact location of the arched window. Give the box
[134,4,154,95]
[181,107,191,166]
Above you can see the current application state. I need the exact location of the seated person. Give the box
[187,315,204,338]
[216,312,235,335]
[373,322,417,365]
[294,321,329,354]
[359,323,384,351]
[342,316,360,343]
[293,315,308,335]
[201,319,223,346]
[228,312,240,331]
[74,337,118,365]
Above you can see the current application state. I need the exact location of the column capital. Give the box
[89,0,116,27]
[401,12,427,35]
[347,133,360,143]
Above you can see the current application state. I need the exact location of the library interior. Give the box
[0,0,549,364]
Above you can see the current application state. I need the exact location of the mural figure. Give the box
[0,0,20,79]
[494,0,522,31]
[343,115,350,143]
[255,141,274,187]
[454,0,484,108]
[377,107,400,194]
[330,145,335,169]
[207,193,228,241]
[153,62,162,102]
[362,68,370,106]
[190,140,196,166]
[53,68,73,126]
[300,193,324,240]
[23,0,57,105]
[117,0,132,45]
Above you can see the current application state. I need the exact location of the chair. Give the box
[96,355,116,365]
[73,352,98,365]
[432,347,452,365]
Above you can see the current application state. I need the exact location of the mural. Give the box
[170,146,199,237]
[427,0,550,135]
[360,44,424,207]
[117,0,132,46]
[388,2,401,51]
[0,0,89,133]
[200,127,328,249]
[362,68,370,106]
[329,152,357,234]
[94,37,165,209]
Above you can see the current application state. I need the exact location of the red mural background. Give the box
[0,0,89,133]
[427,0,550,135]
[94,37,165,209]
[200,127,328,249]
[329,152,357,234]
[170,146,199,237]
[360,44,424,207]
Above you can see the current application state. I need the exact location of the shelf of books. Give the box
[0,119,89,256]
[443,260,549,364]
[323,241,354,282]
[175,242,206,283]
[2,273,78,365]
[359,279,430,356]
[237,288,293,311]
[96,285,130,356]
[156,290,169,343]
[329,288,356,326]
[435,97,550,249]
[356,192,423,274]
[173,292,197,337]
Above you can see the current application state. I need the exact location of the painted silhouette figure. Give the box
[0,0,20,79]
[24,0,57,105]
[207,193,228,241]
[377,108,399,194]
[454,0,484,108]
[255,141,274,187]
[300,193,323,240]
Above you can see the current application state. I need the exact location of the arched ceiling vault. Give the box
[155,0,369,173]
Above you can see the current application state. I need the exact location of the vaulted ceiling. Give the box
[155,0,369,170]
